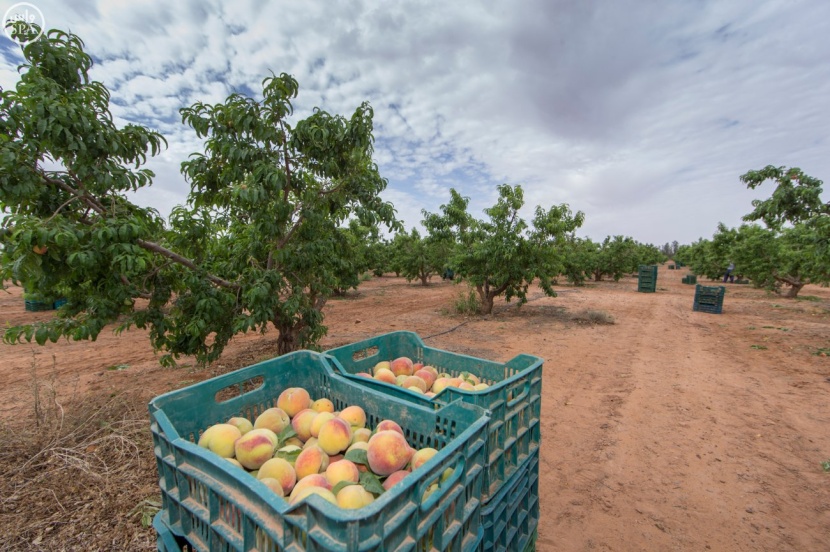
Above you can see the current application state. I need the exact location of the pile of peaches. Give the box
[352,356,490,396]
[197,385,447,509]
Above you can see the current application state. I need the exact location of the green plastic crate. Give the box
[24,298,53,312]
[681,275,697,285]
[478,449,539,552]
[154,512,194,551]
[323,331,542,501]
[149,350,488,552]
[693,285,726,314]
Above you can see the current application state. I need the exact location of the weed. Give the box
[107,363,130,371]
[822,460,830,472]
[812,348,830,357]
[750,345,768,350]
[454,287,480,315]
[569,309,615,325]
[796,295,821,302]
[747,326,756,330]
[129,497,162,528]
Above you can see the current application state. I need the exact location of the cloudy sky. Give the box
[3,0,829,246]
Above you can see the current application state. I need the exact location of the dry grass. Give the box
[568,309,616,325]
[0,356,159,551]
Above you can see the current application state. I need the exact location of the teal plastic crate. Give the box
[24,298,53,312]
[323,331,542,501]
[693,285,726,314]
[478,449,539,552]
[154,512,193,552]
[149,350,488,552]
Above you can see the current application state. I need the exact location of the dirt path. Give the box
[1,266,829,551]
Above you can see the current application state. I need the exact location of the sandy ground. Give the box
[1,264,829,551]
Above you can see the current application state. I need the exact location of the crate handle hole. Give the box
[352,346,379,361]
[418,455,466,512]
[506,381,531,409]
[214,376,265,404]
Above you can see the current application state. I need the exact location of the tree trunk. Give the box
[476,285,494,315]
[276,323,300,355]
[420,274,428,286]
[783,282,804,298]
[594,270,603,282]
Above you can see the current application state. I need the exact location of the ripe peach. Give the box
[310,411,336,439]
[294,445,330,479]
[372,361,391,375]
[303,436,319,450]
[277,387,312,418]
[412,362,424,372]
[413,369,436,390]
[235,429,278,469]
[458,381,475,391]
[374,368,396,385]
[382,469,410,491]
[402,376,427,392]
[258,457,297,495]
[325,459,360,487]
[390,357,414,377]
[473,383,490,391]
[318,417,353,455]
[254,407,290,435]
[366,430,413,476]
[423,366,439,379]
[225,457,244,469]
[290,486,337,506]
[283,436,304,448]
[431,377,452,394]
[375,419,404,435]
[289,473,331,502]
[409,447,438,471]
[352,427,372,444]
[311,398,335,413]
[259,477,285,498]
[198,423,243,458]
[395,375,408,386]
[338,405,367,430]
[336,484,374,509]
[356,372,372,378]
[291,408,318,442]
[226,417,254,436]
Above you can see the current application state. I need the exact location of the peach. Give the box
[431,377,452,394]
[284,436,304,448]
[423,366,439,379]
[318,417,353,455]
[311,398,335,413]
[277,387,312,417]
[375,419,404,435]
[310,411,336,439]
[421,482,439,502]
[382,469,410,491]
[390,357,414,377]
[395,375,408,386]
[366,430,413,476]
[473,383,489,391]
[372,361,391,375]
[373,368,396,385]
[225,458,244,469]
[408,386,424,394]
[226,416,254,436]
[258,457,297,495]
[254,407,290,435]
[325,459,360,487]
[413,369,436,390]
[198,423,242,458]
[291,408,318,442]
[303,436,319,450]
[290,485,337,506]
[356,372,372,378]
[289,473,331,502]
[235,429,278,469]
[460,371,480,385]
[336,484,374,509]
[409,447,438,471]
[338,405,367,430]
[402,376,427,392]
[259,477,286,498]
[352,427,372,444]
[458,381,475,391]
[412,362,424,372]
[294,445,329,479]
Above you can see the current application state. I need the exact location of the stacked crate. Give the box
[324,331,542,552]
[681,274,697,285]
[150,350,489,552]
[693,284,726,314]
[637,265,658,293]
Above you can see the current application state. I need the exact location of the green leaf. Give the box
[359,470,385,496]
[344,447,369,466]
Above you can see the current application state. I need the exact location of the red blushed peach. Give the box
[318,417,353,455]
[226,416,254,436]
[409,447,438,471]
[390,357,414,377]
[372,361,391,376]
[198,423,243,458]
[310,411,336,439]
[458,381,475,391]
[290,486,337,506]
[311,398,335,413]
[413,369,436,390]
[375,419,404,435]
[402,376,427,393]
[254,407,290,434]
[294,445,330,479]
[412,362,424,372]
[373,368,397,385]
[258,457,297,495]
[235,429,278,469]
[366,430,413,476]
[289,473,332,502]
[291,408,318,442]
[382,469,410,491]
[338,405,367,430]
[431,377,452,394]
[325,459,360,487]
[277,387,312,418]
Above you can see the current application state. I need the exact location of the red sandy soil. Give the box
[1,264,829,551]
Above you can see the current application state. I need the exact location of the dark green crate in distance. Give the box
[324,331,542,503]
[150,351,488,552]
[693,285,726,314]
[24,299,53,312]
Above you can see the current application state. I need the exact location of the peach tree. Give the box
[0,28,397,364]
[423,184,584,314]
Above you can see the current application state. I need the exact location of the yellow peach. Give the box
[366,430,413,476]
[277,387,312,418]
[325,459,360,487]
[254,407,290,435]
[338,405,367,430]
[294,445,330,479]
[318,417,353,455]
[258,457,297,495]
[198,423,242,458]
[226,416,254,436]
